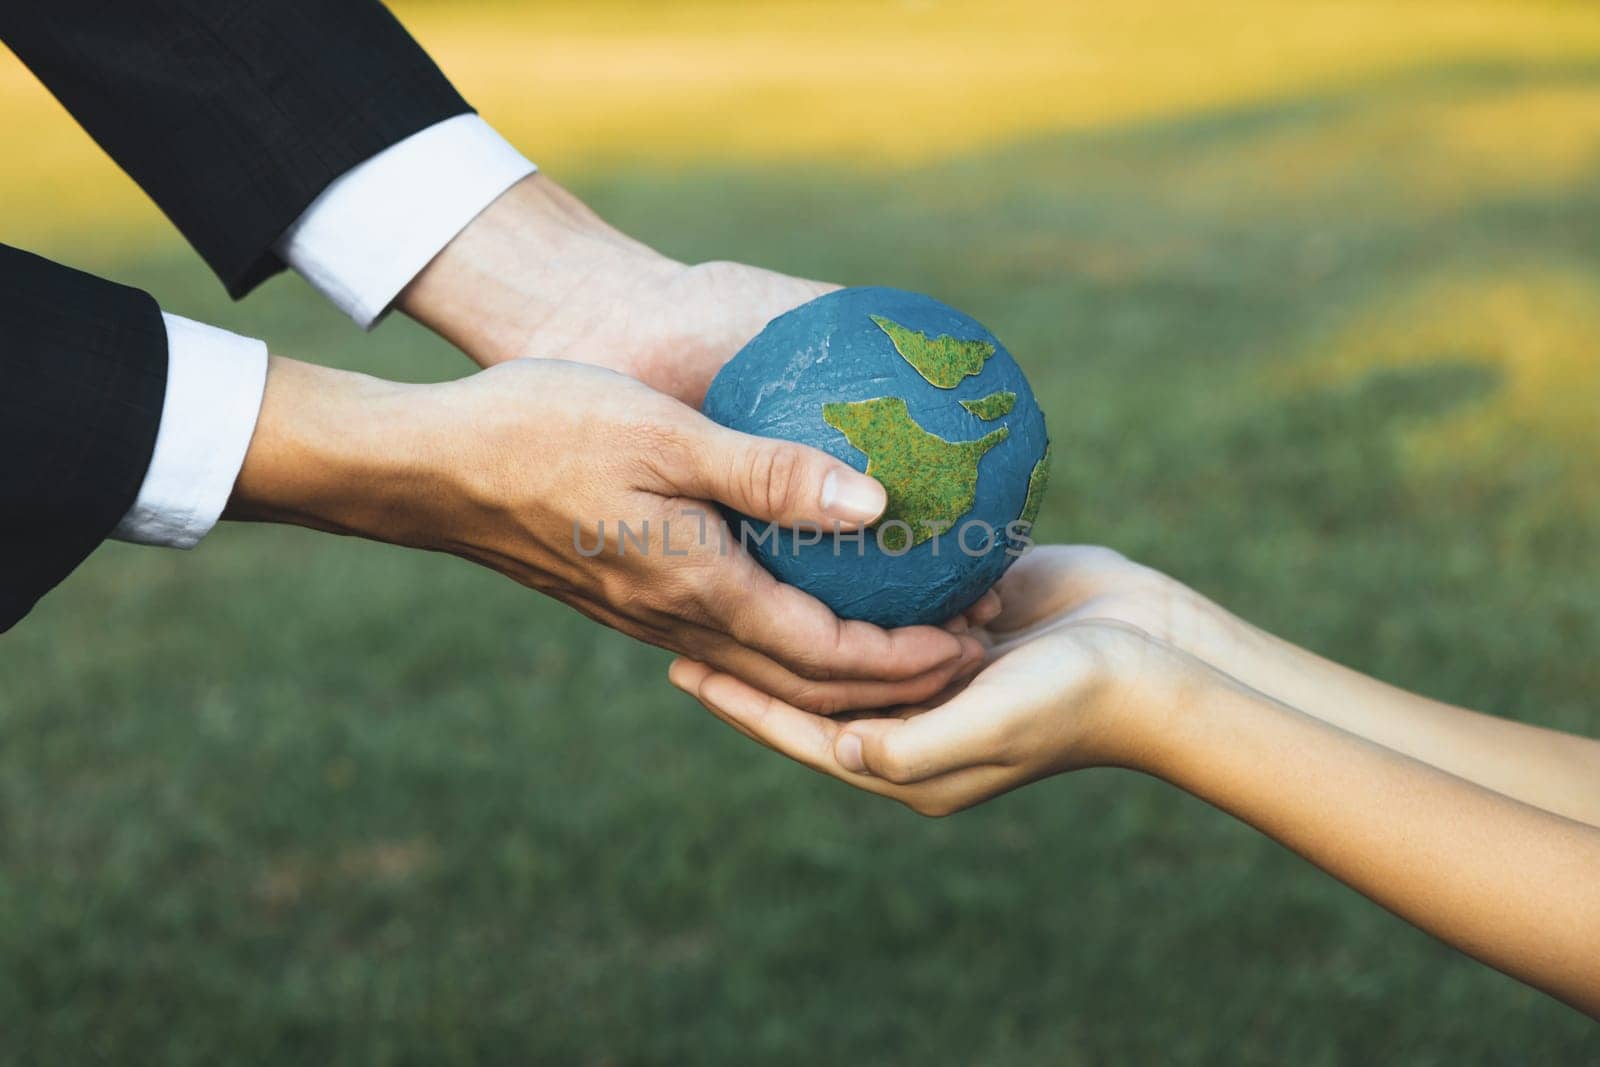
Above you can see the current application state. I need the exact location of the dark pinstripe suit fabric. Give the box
[0,246,166,630]
[2,0,471,296]
[1,1,472,629]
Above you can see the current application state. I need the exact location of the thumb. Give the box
[834,701,1000,783]
[679,420,887,529]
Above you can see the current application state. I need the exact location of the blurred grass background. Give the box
[3,0,1600,1061]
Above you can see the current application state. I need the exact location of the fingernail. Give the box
[836,733,867,774]
[821,470,886,524]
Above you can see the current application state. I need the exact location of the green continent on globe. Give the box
[870,315,996,388]
[1017,440,1052,529]
[822,396,1009,551]
[960,391,1017,420]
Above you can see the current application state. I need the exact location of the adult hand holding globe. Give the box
[703,287,1051,628]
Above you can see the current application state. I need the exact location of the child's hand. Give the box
[670,621,1176,815]
[673,545,1600,1016]
[668,550,1201,815]
[979,545,1250,667]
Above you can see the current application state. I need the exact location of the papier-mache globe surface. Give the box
[702,286,1050,627]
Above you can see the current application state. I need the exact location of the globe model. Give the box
[701,286,1050,628]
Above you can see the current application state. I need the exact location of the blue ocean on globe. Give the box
[701,286,1050,628]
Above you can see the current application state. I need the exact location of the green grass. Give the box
[4,60,1600,1064]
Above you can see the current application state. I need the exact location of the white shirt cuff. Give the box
[273,114,537,329]
[111,314,269,549]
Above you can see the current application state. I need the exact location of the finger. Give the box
[672,662,1030,818]
[913,668,985,711]
[685,622,986,715]
[964,589,1003,628]
[675,663,1030,815]
[574,581,983,714]
[834,685,1014,784]
[709,555,971,681]
[941,589,1001,635]
[677,662,841,770]
[667,656,713,692]
[672,414,887,529]
[674,665,908,798]
[670,659,773,750]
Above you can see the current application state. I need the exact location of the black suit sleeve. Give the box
[0,1,472,298]
[0,244,166,632]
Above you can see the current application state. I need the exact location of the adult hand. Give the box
[399,174,835,407]
[227,356,983,713]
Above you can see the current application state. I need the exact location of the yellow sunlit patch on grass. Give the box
[3,0,1599,242]
[1297,269,1600,469]
[1428,86,1600,192]
[428,2,1600,168]
[1164,84,1600,219]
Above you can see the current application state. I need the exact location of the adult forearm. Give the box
[397,174,679,369]
[1218,619,1600,826]
[1142,670,1600,1016]
[392,173,835,407]
[223,355,450,548]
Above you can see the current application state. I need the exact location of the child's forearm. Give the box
[1207,615,1600,826]
[1144,669,1600,1017]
